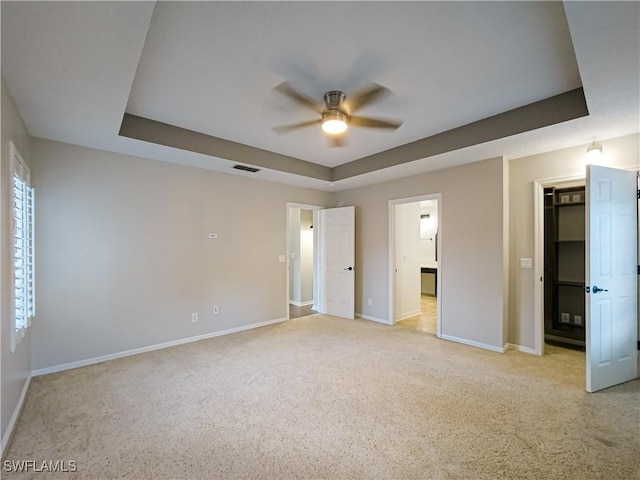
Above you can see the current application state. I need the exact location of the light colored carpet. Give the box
[3,315,639,479]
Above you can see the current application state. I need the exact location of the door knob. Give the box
[344,267,353,271]
[592,286,608,294]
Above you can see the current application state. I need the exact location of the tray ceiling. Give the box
[2,1,638,190]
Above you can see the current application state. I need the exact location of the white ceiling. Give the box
[2,1,639,191]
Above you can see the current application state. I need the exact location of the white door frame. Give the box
[533,174,586,356]
[388,193,442,335]
[533,166,639,356]
[286,203,323,319]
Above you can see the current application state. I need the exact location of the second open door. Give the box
[586,165,638,392]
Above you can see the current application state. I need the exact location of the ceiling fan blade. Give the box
[347,83,390,113]
[349,116,403,130]
[274,82,322,113]
[272,119,322,134]
[328,135,347,148]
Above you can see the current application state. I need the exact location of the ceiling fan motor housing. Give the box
[272,82,401,137]
[324,91,346,110]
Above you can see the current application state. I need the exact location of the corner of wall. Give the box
[0,374,31,459]
[502,157,510,347]
[1,75,33,456]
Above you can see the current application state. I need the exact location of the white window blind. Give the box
[10,142,34,353]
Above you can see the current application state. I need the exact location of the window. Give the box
[10,141,34,353]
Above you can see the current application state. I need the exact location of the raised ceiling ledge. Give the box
[119,113,333,181]
[120,88,588,183]
[333,88,588,181]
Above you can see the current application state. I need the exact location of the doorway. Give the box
[534,176,587,355]
[287,203,322,319]
[534,166,638,392]
[542,182,586,351]
[389,194,442,336]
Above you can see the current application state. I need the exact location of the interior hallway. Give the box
[396,294,437,334]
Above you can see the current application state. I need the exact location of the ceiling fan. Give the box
[272,82,402,146]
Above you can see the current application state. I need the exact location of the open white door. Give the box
[586,165,638,392]
[320,206,355,319]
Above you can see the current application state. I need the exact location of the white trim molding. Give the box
[388,193,443,337]
[285,202,324,321]
[1,374,31,457]
[533,175,586,357]
[395,310,422,322]
[356,313,392,326]
[32,317,288,377]
[440,334,506,353]
[288,300,314,307]
[504,343,538,355]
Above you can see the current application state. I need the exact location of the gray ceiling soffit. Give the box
[119,113,332,181]
[120,88,588,183]
[332,88,589,181]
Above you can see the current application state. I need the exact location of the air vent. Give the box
[233,165,260,173]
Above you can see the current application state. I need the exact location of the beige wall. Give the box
[508,133,639,349]
[29,139,330,370]
[332,157,507,350]
[1,77,32,447]
[9,99,639,390]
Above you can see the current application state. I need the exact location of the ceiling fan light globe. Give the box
[322,119,348,134]
[322,111,348,135]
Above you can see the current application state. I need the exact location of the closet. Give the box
[543,185,586,348]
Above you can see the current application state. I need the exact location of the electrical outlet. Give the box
[213,305,219,315]
[367,298,373,306]
[560,312,570,324]
[191,312,198,323]
[574,315,583,326]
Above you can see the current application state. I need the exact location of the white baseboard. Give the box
[395,310,421,322]
[504,343,538,355]
[356,313,392,325]
[440,334,505,353]
[32,317,288,377]
[288,300,314,307]
[1,374,31,458]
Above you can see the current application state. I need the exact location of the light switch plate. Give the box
[520,258,532,269]
[278,255,286,263]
